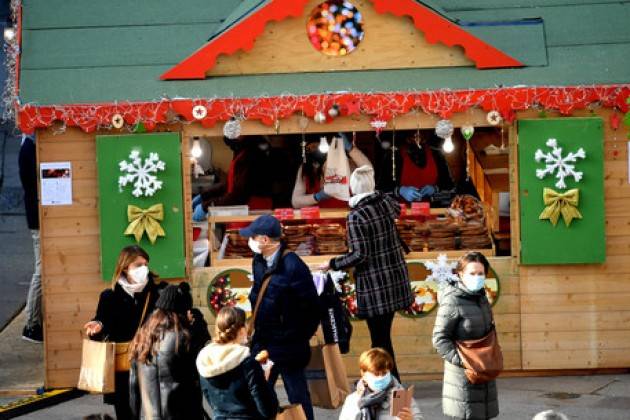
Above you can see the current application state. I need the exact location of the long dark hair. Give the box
[129,308,190,364]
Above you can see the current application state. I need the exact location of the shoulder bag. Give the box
[455,312,504,384]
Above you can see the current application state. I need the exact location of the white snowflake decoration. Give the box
[424,254,459,285]
[534,138,586,189]
[118,150,166,197]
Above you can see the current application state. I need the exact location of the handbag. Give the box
[305,341,351,409]
[115,291,152,372]
[276,404,307,420]
[455,322,503,384]
[77,337,116,393]
[319,274,352,354]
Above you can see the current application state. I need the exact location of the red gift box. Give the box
[300,207,321,220]
[411,202,431,216]
[274,208,295,221]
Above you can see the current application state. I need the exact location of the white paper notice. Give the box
[40,162,72,206]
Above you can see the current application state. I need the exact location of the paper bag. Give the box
[276,404,307,420]
[305,343,351,408]
[77,338,116,393]
[323,136,351,201]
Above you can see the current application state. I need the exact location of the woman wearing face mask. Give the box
[292,133,371,208]
[196,306,279,420]
[432,252,499,420]
[339,348,424,420]
[84,245,165,420]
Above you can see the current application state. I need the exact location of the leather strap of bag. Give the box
[137,291,151,333]
[248,249,289,340]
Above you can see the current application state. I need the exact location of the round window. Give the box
[307,1,364,56]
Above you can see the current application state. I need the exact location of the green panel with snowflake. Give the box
[96,133,186,280]
[518,118,605,265]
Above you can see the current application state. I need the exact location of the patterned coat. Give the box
[330,192,413,318]
[432,282,499,420]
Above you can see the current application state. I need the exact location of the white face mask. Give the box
[248,237,262,254]
[128,265,149,284]
[462,273,485,292]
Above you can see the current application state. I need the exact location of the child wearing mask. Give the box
[339,348,423,420]
[197,307,279,420]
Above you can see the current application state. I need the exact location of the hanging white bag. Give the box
[323,136,351,201]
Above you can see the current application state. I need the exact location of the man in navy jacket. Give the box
[241,215,320,420]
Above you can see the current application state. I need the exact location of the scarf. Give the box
[117,275,148,297]
[357,377,397,420]
[349,192,374,208]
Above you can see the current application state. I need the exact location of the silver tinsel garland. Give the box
[2,0,21,123]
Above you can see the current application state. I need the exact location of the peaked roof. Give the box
[160,0,525,80]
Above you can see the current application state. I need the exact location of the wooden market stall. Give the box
[10,0,630,387]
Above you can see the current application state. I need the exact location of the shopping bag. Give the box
[77,338,116,393]
[320,274,352,354]
[305,343,351,408]
[276,404,307,420]
[323,136,351,201]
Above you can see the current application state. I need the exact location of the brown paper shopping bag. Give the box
[77,338,116,393]
[276,404,307,420]
[305,343,351,408]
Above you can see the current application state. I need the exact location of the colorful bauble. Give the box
[328,105,340,118]
[435,119,454,139]
[461,125,475,141]
[223,118,242,139]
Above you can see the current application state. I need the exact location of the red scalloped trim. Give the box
[370,0,523,69]
[161,0,523,80]
[160,0,311,80]
[16,86,630,134]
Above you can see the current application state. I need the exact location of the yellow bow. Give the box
[539,188,582,227]
[124,204,166,244]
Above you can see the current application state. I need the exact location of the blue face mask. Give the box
[364,371,392,392]
[462,274,486,292]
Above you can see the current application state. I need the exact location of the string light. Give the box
[191,139,202,158]
[318,136,329,154]
[443,137,455,153]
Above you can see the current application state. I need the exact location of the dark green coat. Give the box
[432,282,499,420]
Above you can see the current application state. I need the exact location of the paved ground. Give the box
[0,128,34,331]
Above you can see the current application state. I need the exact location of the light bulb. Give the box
[318,137,329,154]
[443,137,454,153]
[191,139,202,158]
[3,27,16,43]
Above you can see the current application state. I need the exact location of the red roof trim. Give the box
[160,0,523,81]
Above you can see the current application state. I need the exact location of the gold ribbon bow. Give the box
[539,188,582,227]
[124,204,166,244]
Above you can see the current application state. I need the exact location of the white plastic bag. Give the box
[323,136,351,201]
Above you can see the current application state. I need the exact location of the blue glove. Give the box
[314,190,331,203]
[418,185,437,199]
[338,132,353,152]
[192,203,208,222]
[399,186,422,202]
[192,194,202,208]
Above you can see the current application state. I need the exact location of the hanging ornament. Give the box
[345,100,361,116]
[274,119,281,134]
[435,120,455,153]
[223,118,242,139]
[391,126,397,181]
[111,113,125,129]
[461,125,475,141]
[370,119,387,135]
[486,111,502,126]
[192,105,207,120]
[328,104,340,118]
[610,111,621,131]
[314,111,327,124]
[301,135,307,163]
[298,115,310,130]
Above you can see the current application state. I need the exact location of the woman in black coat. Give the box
[84,245,164,420]
[197,307,279,420]
[324,165,414,380]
